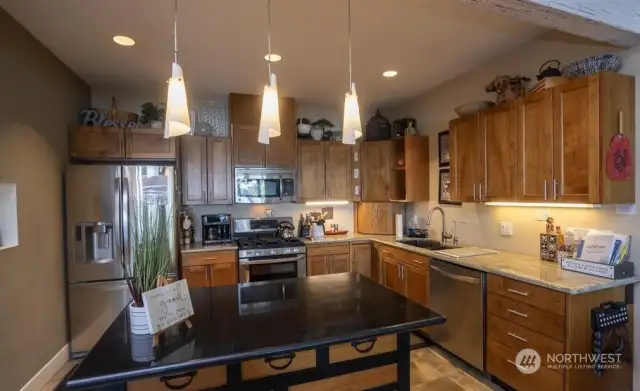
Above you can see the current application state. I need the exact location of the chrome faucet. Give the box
[426,207,452,243]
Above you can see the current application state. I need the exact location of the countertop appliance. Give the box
[202,213,232,244]
[65,164,176,357]
[235,217,306,282]
[235,168,295,204]
[428,259,485,370]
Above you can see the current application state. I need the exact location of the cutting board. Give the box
[432,247,498,258]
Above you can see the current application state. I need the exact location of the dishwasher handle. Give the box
[430,265,480,285]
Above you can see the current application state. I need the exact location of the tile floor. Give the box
[42,345,502,391]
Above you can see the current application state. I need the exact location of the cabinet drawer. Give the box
[487,293,565,341]
[290,364,396,391]
[128,366,226,391]
[487,314,564,373]
[329,334,397,363]
[378,245,406,262]
[488,274,565,315]
[242,350,316,380]
[403,254,429,270]
[487,339,563,391]
[182,250,236,266]
[306,244,350,257]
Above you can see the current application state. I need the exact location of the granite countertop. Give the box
[65,273,444,389]
[180,242,238,254]
[303,235,640,295]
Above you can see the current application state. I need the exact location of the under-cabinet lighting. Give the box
[305,201,350,206]
[484,202,601,209]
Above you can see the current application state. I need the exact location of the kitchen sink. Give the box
[396,239,456,251]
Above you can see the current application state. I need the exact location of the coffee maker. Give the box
[202,214,232,244]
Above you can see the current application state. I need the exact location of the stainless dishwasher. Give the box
[427,259,485,370]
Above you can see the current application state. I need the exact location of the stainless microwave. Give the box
[235,168,296,204]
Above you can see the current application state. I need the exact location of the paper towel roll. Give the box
[395,214,404,238]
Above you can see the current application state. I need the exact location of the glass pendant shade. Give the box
[342,83,363,145]
[258,73,281,145]
[164,62,191,138]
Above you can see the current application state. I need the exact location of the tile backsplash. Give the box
[185,203,355,242]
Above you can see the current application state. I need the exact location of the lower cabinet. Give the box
[350,243,372,278]
[379,244,429,307]
[307,254,351,276]
[307,256,330,276]
[181,250,238,287]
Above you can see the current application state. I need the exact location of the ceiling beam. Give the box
[459,0,640,47]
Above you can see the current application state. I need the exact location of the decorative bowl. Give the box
[562,54,621,79]
[297,124,311,135]
[454,101,495,117]
[310,127,324,141]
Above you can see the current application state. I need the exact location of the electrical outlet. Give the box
[500,222,513,236]
[616,204,637,215]
[535,209,550,221]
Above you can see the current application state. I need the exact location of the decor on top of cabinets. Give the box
[454,101,495,117]
[80,97,139,128]
[257,0,281,145]
[196,99,228,137]
[485,75,530,104]
[438,169,460,205]
[392,118,417,138]
[123,198,174,335]
[364,109,391,141]
[537,60,563,81]
[297,117,312,137]
[164,0,191,138]
[310,118,334,141]
[438,130,450,167]
[562,54,621,79]
[139,102,166,129]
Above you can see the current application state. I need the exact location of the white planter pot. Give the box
[128,302,150,335]
[297,124,311,135]
[130,333,155,362]
[310,127,324,141]
[311,223,324,238]
[150,120,163,129]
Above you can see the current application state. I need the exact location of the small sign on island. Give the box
[142,279,194,334]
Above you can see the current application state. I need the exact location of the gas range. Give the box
[236,236,306,259]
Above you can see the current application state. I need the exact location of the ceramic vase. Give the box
[150,120,163,129]
[311,223,324,238]
[128,302,150,335]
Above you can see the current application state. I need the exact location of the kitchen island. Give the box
[64,273,445,391]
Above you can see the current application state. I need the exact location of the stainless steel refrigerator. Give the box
[65,164,176,357]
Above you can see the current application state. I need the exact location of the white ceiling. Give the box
[1,0,545,107]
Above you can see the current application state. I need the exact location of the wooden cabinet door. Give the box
[69,126,124,159]
[182,265,210,288]
[329,254,351,274]
[450,115,480,202]
[482,103,516,201]
[356,203,377,234]
[207,138,232,204]
[230,93,261,127]
[307,256,329,276]
[325,143,352,200]
[552,78,593,203]
[405,265,428,307]
[371,245,382,284]
[266,97,296,169]
[356,202,402,235]
[517,90,554,202]
[210,262,238,286]
[298,141,326,201]
[181,136,208,206]
[233,125,265,167]
[361,141,390,201]
[351,243,372,278]
[125,128,176,159]
[404,136,430,201]
[383,257,405,295]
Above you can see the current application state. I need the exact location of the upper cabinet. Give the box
[451,72,635,205]
[70,126,175,161]
[230,93,296,169]
[181,136,232,206]
[297,140,354,202]
[361,141,391,201]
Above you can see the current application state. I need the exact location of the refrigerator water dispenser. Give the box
[75,222,115,264]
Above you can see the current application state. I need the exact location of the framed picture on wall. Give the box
[439,169,461,205]
[438,130,450,167]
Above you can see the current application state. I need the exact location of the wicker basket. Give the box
[562,54,621,79]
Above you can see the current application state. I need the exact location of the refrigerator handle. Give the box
[123,177,130,266]
[114,178,123,267]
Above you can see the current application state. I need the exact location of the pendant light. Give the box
[164,0,191,138]
[257,0,281,145]
[342,0,362,145]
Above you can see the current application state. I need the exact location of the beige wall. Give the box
[390,34,640,387]
[0,8,90,391]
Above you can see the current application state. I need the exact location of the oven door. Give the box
[239,254,306,282]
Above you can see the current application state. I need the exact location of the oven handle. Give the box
[239,255,306,266]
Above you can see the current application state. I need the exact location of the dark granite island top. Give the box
[65,273,445,391]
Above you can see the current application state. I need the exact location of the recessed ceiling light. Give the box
[113,36,135,46]
[264,54,282,62]
[382,70,398,78]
